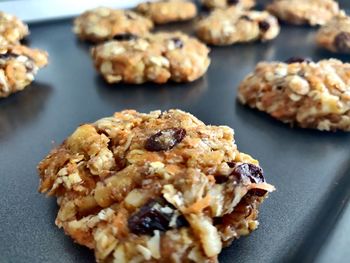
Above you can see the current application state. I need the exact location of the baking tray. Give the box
[1,1,350,263]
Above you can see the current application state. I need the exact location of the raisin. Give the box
[128,198,187,235]
[171,38,184,49]
[0,53,19,60]
[227,162,236,168]
[228,0,239,5]
[215,175,229,184]
[285,56,312,64]
[240,15,252,21]
[258,21,270,32]
[113,33,138,41]
[334,32,350,53]
[232,163,265,184]
[145,128,186,152]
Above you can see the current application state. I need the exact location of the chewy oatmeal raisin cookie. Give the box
[316,13,350,54]
[91,32,210,84]
[73,7,153,43]
[201,0,255,10]
[38,109,275,263]
[136,0,197,24]
[0,45,48,98]
[266,0,340,26]
[238,58,350,131]
[0,12,29,45]
[196,7,280,45]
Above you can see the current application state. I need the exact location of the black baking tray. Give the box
[1,1,350,263]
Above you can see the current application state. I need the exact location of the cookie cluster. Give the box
[0,12,48,98]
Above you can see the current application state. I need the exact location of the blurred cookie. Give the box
[0,45,48,98]
[316,13,350,54]
[0,12,29,45]
[201,0,255,10]
[238,58,350,131]
[38,109,275,263]
[196,7,280,45]
[73,7,153,43]
[91,32,210,84]
[266,0,339,26]
[136,0,197,24]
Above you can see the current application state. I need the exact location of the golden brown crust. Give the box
[91,32,211,84]
[0,12,29,45]
[238,59,350,131]
[0,45,48,98]
[38,109,275,262]
[73,7,153,43]
[201,0,255,10]
[136,0,197,24]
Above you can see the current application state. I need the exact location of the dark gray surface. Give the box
[1,3,350,263]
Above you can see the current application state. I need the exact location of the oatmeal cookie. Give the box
[196,7,280,46]
[316,13,350,54]
[0,12,29,45]
[136,0,197,24]
[238,58,350,131]
[266,0,340,26]
[38,109,275,263]
[91,32,210,84]
[0,45,48,98]
[73,7,153,43]
[201,0,255,10]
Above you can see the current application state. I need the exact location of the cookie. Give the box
[266,0,340,26]
[73,7,153,43]
[316,13,350,54]
[201,0,255,10]
[0,45,48,98]
[0,12,29,45]
[196,7,280,46]
[91,32,210,84]
[136,0,197,24]
[38,109,275,263]
[238,58,350,131]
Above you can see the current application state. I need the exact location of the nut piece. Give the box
[238,59,350,131]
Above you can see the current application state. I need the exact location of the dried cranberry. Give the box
[171,38,184,49]
[232,163,265,184]
[113,33,138,41]
[145,128,186,152]
[258,21,270,32]
[334,32,350,53]
[128,198,186,235]
[285,57,312,64]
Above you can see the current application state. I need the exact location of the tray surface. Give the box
[1,2,350,263]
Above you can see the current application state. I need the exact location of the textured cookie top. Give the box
[73,7,153,42]
[196,7,280,45]
[38,109,274,262]
[136,0,197,24]
[201,0,255,10]
[91,32,210,84]
[0,12,29,45]
[267,0,339,26]
[316,13,350,54]
[238,58,350,131]
[0,45,48,98]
